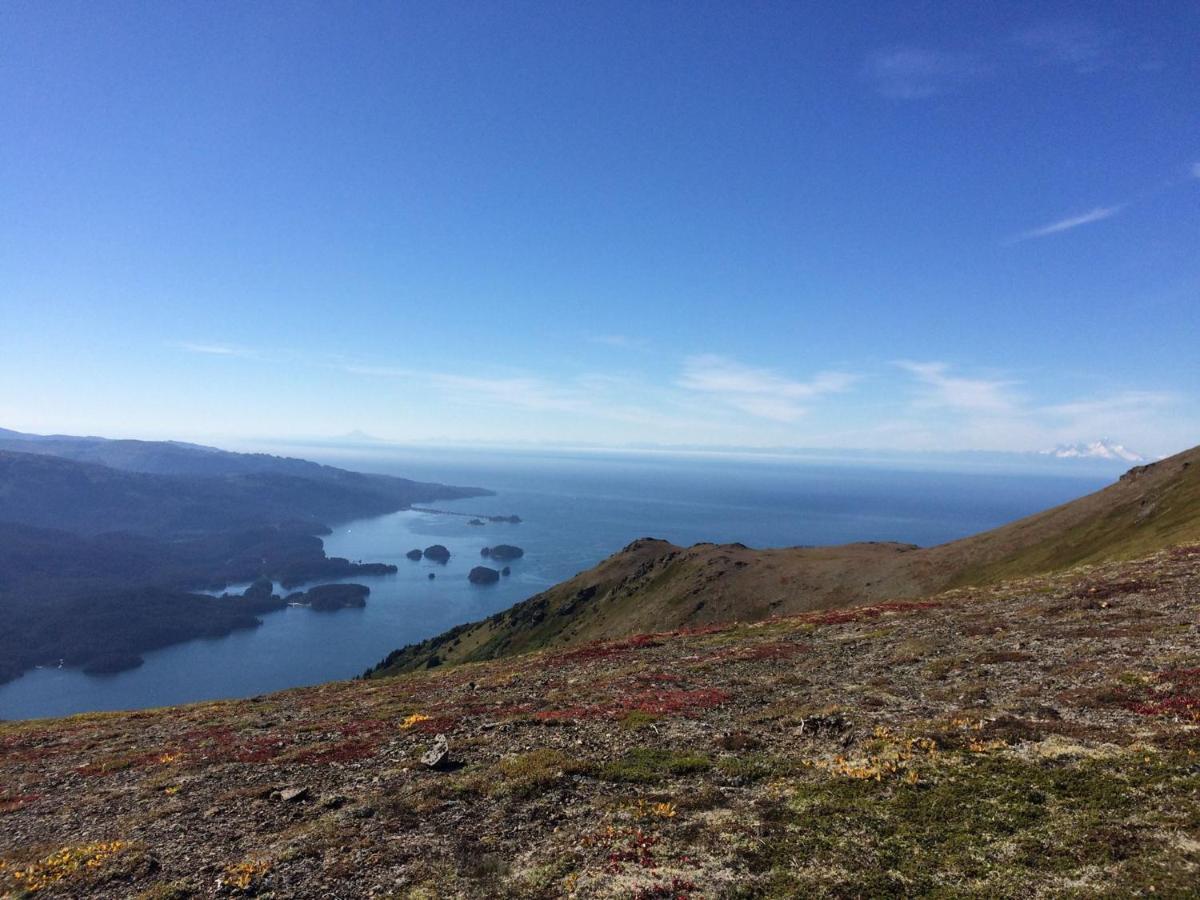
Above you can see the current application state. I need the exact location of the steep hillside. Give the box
[924,445,1200,585]
[3,547,1199,897]
[372,445,1200,675]
[367,539,927,676]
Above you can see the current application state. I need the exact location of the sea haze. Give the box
[0,449,1112,720]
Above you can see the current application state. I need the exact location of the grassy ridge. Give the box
[370,447,1200,678]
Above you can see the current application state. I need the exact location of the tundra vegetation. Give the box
[3,545,1199,897]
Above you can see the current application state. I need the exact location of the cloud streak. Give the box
[896,361,1019,414]
[1008,205,1122,242]
[678,355,857,422]
[894,361,1186,455]
[171,341,258,358]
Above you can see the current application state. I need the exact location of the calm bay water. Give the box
[0,449,1113,720]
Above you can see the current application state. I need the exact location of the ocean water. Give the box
[0,449,1112,720]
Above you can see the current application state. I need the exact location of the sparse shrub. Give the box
[621,709,662,730]
[600,748,711,783]
[494,748,591,796]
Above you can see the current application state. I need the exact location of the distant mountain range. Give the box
[1040,439,1149,463]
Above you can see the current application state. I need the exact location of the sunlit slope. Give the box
[926,444,1200,587]
[371,445,1200,676]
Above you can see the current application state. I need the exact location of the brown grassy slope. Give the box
[372,445,1200,675]
[4,546,1200,898]
[924,443,1200,585]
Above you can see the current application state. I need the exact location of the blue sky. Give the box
[2,1,1197,456]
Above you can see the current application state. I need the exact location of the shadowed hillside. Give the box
[0,434,490,683]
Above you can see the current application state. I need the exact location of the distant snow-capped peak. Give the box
[1041,439,1148,463]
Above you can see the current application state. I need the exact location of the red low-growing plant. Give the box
[672,622,729,638]
[634,671,686,685]
[1128,668,1200,722]
[76,749,166,778]
[290,738,378,765]
[229,736,292,764]
[634,877,699,900]
[720,641,807,662]
[807,600,942,626]
[1131,696,1200,721]
[404,714,459,735]
[0,793,40,813]
[335,719,390,738]
[550,633,666,666]
[177,726,293,764]
[536,686,730,722]
[624,687,730,716]
[606,828,659,871]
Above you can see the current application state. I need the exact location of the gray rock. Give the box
[278,786,310,803]
[421,734,450,769]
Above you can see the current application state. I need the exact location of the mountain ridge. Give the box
[1040,438,1149,463]
[370,443,1200,676]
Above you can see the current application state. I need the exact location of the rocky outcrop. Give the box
[406,549,423,561]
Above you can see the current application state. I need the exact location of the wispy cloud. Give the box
[341,364,584,413]
[341,362,689,429]
[862,48,986,100]
[1014,21,1116,73]
[896,361,1019,414]
[894,361,1186,455]
[865,20,1138,102]
[1041,390,1176,430]
[171,341,258,358]
[678,355,857,422]
[1008,205,1123,243]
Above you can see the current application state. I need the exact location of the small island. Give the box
[277,557,397,589]
[423,545,451,564]
[468,566,500,585]
[289,583,370,611]
[481,544,524,561]
[410,508,521,524]
[405,548,423,561]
